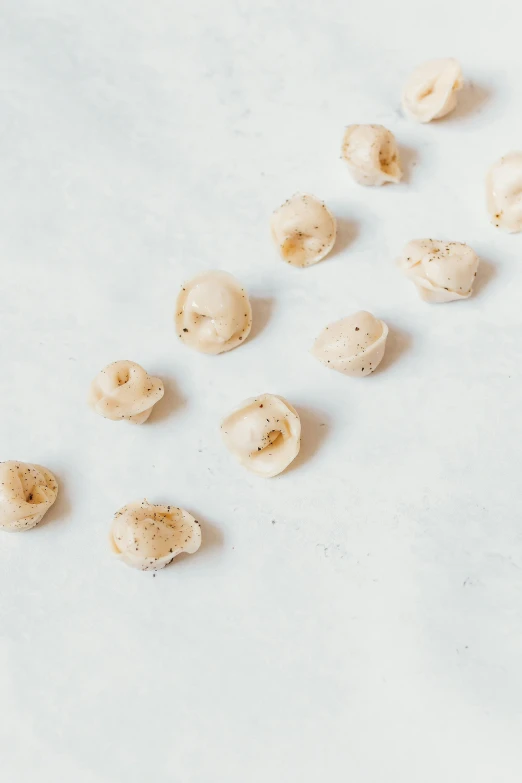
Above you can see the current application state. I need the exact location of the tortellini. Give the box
[110,499,202,571]
[486,152,522,233]
[176,271,252,354]
[221,394,301,478]
[270,193,336,267]
[0,461,58,531]
[89,360,164,423]
[402,58,463,123]
[341,125,402,186]
[311,312,388,377]
[398,239,479,303]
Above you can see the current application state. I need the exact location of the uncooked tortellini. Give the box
[270,193,336,267]
[398,239,479,303]
[176,271,252,354]
[341,125,402,186]
[110,499,202,571]
[0,461,58,531]
[311,312,388,377]
[402,58,463,123]
[89,360,164,423]
[486,152,522,233]
[221,394,301,477]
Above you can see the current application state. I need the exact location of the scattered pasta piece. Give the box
[89,360,164,423]
[341,125,402,186]
[270,193,336,267]
[398,239,479,303]
[110,499,201,571]
[486,152,522,233]
[311,312,388,376]
[402,58,463,123]
[176,271,252,354]
[221,394,301,477]
[0,461,58,531]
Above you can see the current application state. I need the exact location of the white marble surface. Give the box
[1,1,522,781]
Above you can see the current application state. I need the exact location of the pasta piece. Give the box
[110,499,201,571]
[341,125,402,186]
[270,193,336,267]
[176,271,252,354]
[221,394,301,477]
[0,461,58,531]
[89,360,164,423]
[486,152,522,233]
[398,239,479,303]
[402,58,463,122]
[311,312,388,376]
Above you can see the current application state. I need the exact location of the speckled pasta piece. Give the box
[486,152,522,233]
[89,360,164,423]
[110,499,202,571]
[311,312,388,377]
[0,461,58,531]
[270,193,336,267]
[341,125,402,186]
[175,271,252,354]
[402,58,463,122]
[398,239,479,302]
[221,394,301,477]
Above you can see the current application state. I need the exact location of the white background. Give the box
[1,1,522,781]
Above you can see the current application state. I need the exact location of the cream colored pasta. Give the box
[398,239,479,303]
[341,125,402,186]
[176,271,252,354]
[311,312,388,377]
[270,193,336,267]
[89,360,164,423]
[486,152,522,233]
[110,499,202,571]
[402,58,463,122]
[221,394,301,478]
[0,461,58,531]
